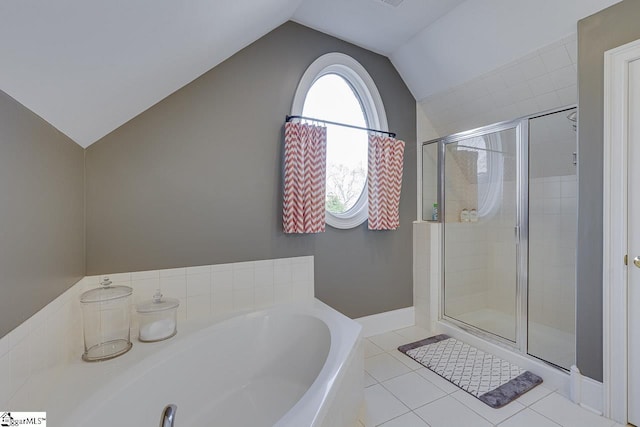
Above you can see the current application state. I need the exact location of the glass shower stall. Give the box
[422,106,577,369]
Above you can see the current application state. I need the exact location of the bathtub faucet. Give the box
[159,404,177,427]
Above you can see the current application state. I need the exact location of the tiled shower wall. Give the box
[418,34,577,139]
[441,149,490,317]
[437,175,575,334]
[424,175,575,331]
[443,223,489,317]
[417,33,578,334]
[0,256,314,409]
[444,192,518,320]
[441,139,517,320]
[485,180,518,318]
[529,175,577,334]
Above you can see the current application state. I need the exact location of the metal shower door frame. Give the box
[422,104,578,366]
[433,118,527,351]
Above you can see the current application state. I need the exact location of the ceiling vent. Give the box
[376,0,404,7]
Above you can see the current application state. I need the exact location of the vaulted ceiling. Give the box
[0,0,620,147]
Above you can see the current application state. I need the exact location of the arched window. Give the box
[291,53,388,229]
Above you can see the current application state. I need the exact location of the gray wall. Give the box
[85,21,417,318]
[576,0,640,381]
[0,90,85,338]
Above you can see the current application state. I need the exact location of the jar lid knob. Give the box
[153,289,163,303]
[100,276,112,287]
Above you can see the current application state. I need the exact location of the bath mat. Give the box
[398,335,542,408]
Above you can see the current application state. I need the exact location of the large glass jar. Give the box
[80,277,133,362]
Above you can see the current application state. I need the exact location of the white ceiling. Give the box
[391,0,622,100]
[292,0,465,56]
[0,0,303,147]
[0,0,621,147]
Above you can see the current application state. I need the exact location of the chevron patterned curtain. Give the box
[367,134,405,230]
[283,122,327,234]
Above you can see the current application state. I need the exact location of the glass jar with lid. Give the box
[469,208,478,223]
[80,277,133,362]
[136,290,179,342]
[460,208,470,222]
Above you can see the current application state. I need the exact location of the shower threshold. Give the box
[450,308,575,370]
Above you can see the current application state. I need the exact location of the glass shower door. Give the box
[443,126,519,342]
[527,108,577,369]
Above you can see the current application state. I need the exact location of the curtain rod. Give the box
[285,115,396,138]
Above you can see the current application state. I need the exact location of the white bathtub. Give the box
[33,300,363,427]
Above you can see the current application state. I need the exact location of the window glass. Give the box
[302,74,368,214]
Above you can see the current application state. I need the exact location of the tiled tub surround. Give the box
[0,256,314,409]
[86,256,315,338]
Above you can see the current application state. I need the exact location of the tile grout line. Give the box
[447,390,520,426]
[372,396,413,427]
[527,398,587,427]
[497,405,563,427]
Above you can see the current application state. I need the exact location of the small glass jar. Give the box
[469,208,478,223]
[460,208,470,222]
[136,290,179,342]
[80,277,133,362]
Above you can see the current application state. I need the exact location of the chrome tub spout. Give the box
[159,404,177,427]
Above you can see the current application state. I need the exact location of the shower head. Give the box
[567,111,577,131]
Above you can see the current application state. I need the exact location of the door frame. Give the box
[603,37,640,424]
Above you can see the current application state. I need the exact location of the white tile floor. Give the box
[357,327,626,427]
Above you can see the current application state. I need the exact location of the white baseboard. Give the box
[570,365,604,415]
[356,307,415,337]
